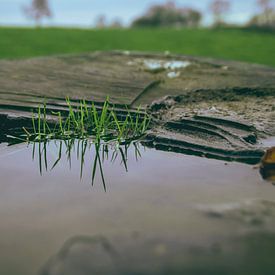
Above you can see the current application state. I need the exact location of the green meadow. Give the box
[1,27,275,66]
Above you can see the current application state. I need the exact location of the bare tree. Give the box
[249,0,275,27]
[209,0,231,25]
[258,0,272,11]
[95,15,107,28]
[23,0,52,26]
[257,0,274,22]
[110,18,123,29]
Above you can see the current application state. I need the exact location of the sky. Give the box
[0,0,263,27]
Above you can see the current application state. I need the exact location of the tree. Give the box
[95,15,107,28]
[248,0,275,28]
[258,0,273,12]
[209,0,231,25]
[23,0,52,26]
[257,0,274,23]
[110,19,123,29]
[131,1,202,28]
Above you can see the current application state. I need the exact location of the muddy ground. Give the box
[0,51,274,163]
[0,51,275,275]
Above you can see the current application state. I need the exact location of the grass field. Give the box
[1,27,275,67]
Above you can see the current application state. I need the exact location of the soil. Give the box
[0,51,275,275]
[0,51,274,163]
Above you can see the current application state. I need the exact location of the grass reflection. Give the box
[31,139,143,191]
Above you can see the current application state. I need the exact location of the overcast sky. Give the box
[0,0,263,27]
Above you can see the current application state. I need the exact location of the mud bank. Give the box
[0,51,275,275]
[0,51,274,163]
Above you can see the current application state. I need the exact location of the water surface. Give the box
[0,141,275,275]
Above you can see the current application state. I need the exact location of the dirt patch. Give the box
[0,51,274,163]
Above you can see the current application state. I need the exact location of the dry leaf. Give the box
[262,147,275,165]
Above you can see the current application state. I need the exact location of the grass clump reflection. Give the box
[32,139,143,191]
[24,98,149,191]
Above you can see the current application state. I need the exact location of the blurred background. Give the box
[0,0,275,66]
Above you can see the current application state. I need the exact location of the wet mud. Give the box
[0,51,274,163]
[0,51,275,275]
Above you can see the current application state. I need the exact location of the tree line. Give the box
[23,0,275,29]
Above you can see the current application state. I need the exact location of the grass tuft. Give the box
[23,97,151,144]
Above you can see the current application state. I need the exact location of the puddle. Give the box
[0,50,275,274]
[137,59,191,74]
[143,60,164,72]
[260,137,275,148]
[164,60,191,70]
[0,140,275,275]
[167,71,181,79]
[144,60,191,72]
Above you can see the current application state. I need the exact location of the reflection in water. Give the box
[32,139,143,191]
[21,138,275,188]
[260,147,275,184]
[260,166,275,184]
[40,232,275,275]
[1,135,275,275]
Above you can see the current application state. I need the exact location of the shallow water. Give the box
[0,141,275,275]
[260,136,275,147]
[143,59,190,73]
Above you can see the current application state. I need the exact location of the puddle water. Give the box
[167,71,181,79]
[164,60,191,70]
[143,59,191,73]
[1,140,275,275]
[260,136,275,147]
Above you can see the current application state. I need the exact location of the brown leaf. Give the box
[262,147,275,165]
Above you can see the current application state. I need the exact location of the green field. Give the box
[1,27,275,66]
